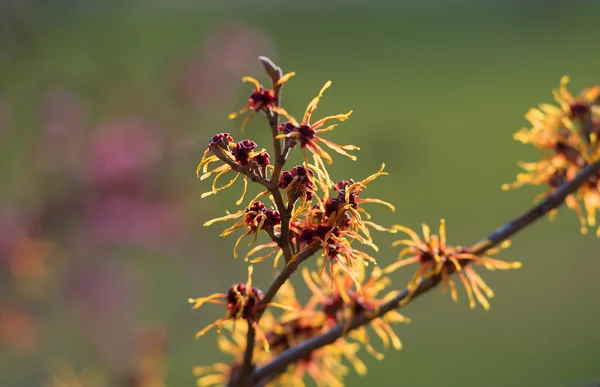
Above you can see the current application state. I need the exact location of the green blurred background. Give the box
[1,1,599,386]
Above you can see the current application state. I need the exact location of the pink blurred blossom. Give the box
[81,196,187,250]
[75,118,189,249]
[65,261,142,371]
[176,20,275,109]
[85,118,162,186]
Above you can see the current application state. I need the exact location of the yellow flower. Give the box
[304,264,409,360]
[189,266,295,354]
[386,219,522,310]
[188,266,271,350]
[228,72,296,131]
[203,200,279,259]
[46,359,106,387]
[274,81,358,186]
[194,319,275,387]
[288,339,365,387]
[504,77,600,236]
[290,164,396,290]
[197,134,273,205]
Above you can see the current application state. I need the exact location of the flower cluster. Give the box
[197,133,272,205]
[503,76,600,236]
[278,165,315,203]
[204,201,281,259]
[190,60,573,387]
[194,262,407,387]
[189,266,299,355]
[386,219,522,310]
[289,165,396,289]
[228,72,296,131]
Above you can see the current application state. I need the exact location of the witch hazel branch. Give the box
[188,57,600,387]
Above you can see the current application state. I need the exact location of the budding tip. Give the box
[501,184,510,191]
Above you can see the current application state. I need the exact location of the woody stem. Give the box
[233,57,299,386]
[235,321,256,385]
[257,244,322,320]
[246,158,600,385]
[228,245,321,387]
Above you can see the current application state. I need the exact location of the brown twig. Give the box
[245,158,600,385]
[257,244,322,320]
[259,56,286,186]
[236,321,256,384]
[259,57,295,264]
[268,188,294,261]
[209,145,274,188]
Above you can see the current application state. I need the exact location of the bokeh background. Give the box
[1,1,599,386]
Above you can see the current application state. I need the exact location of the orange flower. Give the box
[386,219,522,310]
[131,326,167,387]
[0,307,37,353]
[228,72,296,131]
[8,235,53,299]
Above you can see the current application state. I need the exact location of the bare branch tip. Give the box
[258,56,283,81]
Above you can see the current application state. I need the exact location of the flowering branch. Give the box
[247,157,600,385]
[230,245,322,387]
[258,56,286,184]
[209,145,274,188]
[192,61,599,387]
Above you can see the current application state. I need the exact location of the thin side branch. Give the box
[260,56,286,185]
[229,244,322,387]
[238,322,256,380]
[210,145,274,189]
[247,158,600,385]
[269,188,294,263]
[257,244,322,320]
